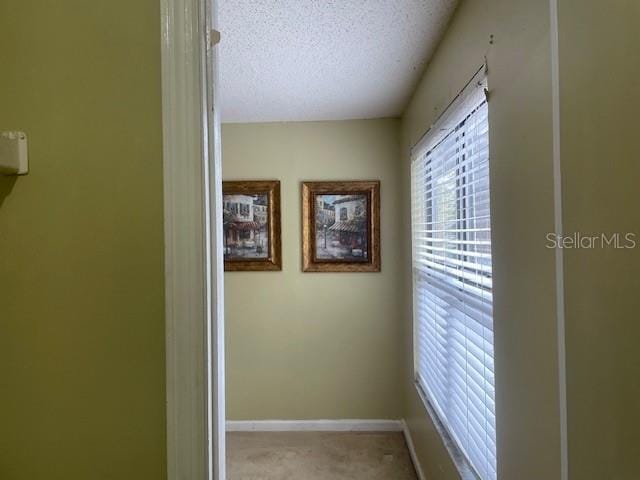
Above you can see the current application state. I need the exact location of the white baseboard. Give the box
[226,419,404,433]
[402,420,427,480]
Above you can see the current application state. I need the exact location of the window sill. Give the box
[413,381,480,480]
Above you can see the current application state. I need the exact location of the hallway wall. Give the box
[559,1,640,477]
[222,119,404,420]
[0,1,166,479]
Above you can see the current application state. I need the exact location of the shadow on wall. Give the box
[0,176,17,209]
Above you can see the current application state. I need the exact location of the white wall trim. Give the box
[161,0,224,478]
[203,1,226,478]
[550,1,569,479]
[401,421,427,480]
[226,419,404,433]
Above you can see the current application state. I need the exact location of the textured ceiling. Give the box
[219,0,458,123]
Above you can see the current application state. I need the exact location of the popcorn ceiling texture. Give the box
[219,0,458,123]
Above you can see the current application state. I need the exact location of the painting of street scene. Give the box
[314,194,368,261]
[223,193,269,259]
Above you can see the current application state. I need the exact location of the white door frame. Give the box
[161,0,225,478]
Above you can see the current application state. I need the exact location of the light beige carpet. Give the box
[227,431,418,480]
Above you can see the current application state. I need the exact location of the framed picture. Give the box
[223,180,282,271]
[301,181,380,272]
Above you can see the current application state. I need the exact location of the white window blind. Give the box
[411,67,495,480]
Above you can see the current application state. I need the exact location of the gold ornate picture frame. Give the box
[302,181,380,272]
[223,180,282,271]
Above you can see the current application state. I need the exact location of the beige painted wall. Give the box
[0,1,166,479]
[222,120,403,420]
[400,0,562,478]
[559,2,640,478]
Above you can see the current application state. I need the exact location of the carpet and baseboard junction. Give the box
[226,420,426,480]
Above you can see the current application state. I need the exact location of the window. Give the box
[340,207,348,221]
[240,203,250,217]
[410,69,495,480]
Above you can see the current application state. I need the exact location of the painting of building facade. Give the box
[222,180,282,271]
[302,181,380,272]
[314,194,368,261]
[223,193,269,258]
